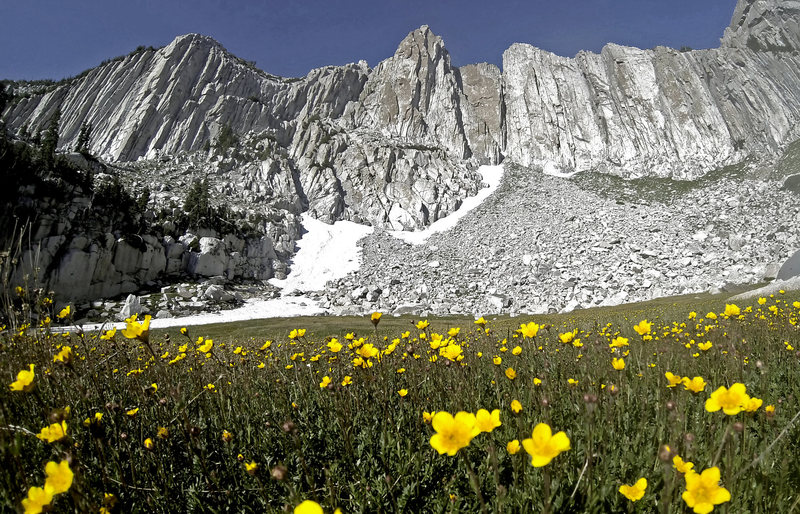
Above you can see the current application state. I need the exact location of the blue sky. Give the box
[1,0,737,80]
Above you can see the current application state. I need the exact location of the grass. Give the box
[1,287,799,513]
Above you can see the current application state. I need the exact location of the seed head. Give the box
[271,464,287,481]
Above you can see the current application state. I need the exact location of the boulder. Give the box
[777,250,800,280]
[189,237,227,277]
[119,294,142,320]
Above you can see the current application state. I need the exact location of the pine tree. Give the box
[0,84,10,137]
[183,178,211,227]
[18,123,30,142]
[0,84,9,117]
[40,107,62,168]
[76,121,92,154]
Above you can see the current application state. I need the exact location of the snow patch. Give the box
[389,164,504,245]
[542,161,580,178]
[73,296,326,332]
[270,215,374,293]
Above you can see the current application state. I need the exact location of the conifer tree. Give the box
[76,121,92,154]
[40,107,62,167]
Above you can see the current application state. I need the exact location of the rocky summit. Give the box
[1,0,800,317]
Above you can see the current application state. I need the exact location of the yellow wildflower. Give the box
[683,376,707,393]
[619,477,647,502]
[10,364,35,392]
[633,320,652,336]
[53,346,72,364]
[673,455,694,474]
[37,421,67,443]
[100,327,117,340]
[723,304,740,317]
[518,322,540,338]
[475,409,501,433]
[44,460,73,494]
[558,331,575,344]
[682,467,730,513]
[743,397,763,413]
[22,486,53,514]
[665,372,683,388]
[705,383,749,415]
[610,336,629,348]
[121,314,151,341]
[522,423,570,467]
[506,439,521,454]
[429,411,479,456]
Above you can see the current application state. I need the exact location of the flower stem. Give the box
[543,467,552,514]
[460,451,487,514]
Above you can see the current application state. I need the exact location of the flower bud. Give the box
[281,420,296,434]
[540,398,550,408]
[733,421,744,433]
[666,401,676,411]
[658,444,673,462]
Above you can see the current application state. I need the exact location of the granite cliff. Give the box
[5,0,799,188]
